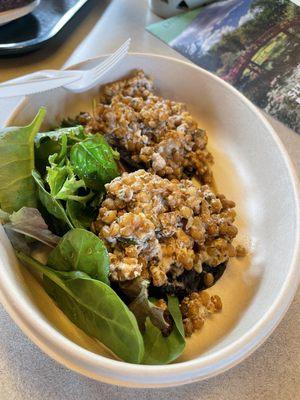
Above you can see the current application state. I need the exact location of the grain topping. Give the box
[93,170,238,286]
[79,71,213,184]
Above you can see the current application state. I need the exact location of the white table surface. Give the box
[0,1,299,398]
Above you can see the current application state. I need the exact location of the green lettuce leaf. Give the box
[46,159,93,204]
[35,126,86,172]
[0,108,46,212]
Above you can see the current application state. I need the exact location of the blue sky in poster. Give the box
[171,0,256,56]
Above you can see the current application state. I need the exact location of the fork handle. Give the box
[1,69,82,86]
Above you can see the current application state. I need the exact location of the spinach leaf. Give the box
[16,251,144,364]
[0,108,46,213]
[1,207,60,248]
[70,134,120,190]
[32,169,73,229]
[35,126,85,146]
[35,126,85,171]
[66,200,96,229]
[120,278,169,333]
[142,296,185,365]
[48,228,109,285]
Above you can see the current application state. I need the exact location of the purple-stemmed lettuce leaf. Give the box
[0,207,60,249]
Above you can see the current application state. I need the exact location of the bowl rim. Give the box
[0,52,299,387]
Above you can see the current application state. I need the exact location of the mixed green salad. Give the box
[0,108,185,365]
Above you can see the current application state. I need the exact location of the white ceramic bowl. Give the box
[0,0,40,26]
[0,53,299,387]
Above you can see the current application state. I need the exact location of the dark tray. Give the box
[0,0,89,55]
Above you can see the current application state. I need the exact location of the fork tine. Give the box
[92,39,131,76]
[93,39,130,73]
[92,49,126,77]
[64,39,131,93]
[91,46,130,80]
[92,47,129,81]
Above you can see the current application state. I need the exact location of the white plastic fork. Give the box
[0,38,131,98]
[64,38,131,93]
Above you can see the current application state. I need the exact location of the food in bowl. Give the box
[78,70,213,184]
[0,70,246,365]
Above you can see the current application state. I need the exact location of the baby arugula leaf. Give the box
[48,228,110,285]
[32,169,73,229]
[0,108,46,213]
[70,134,120,190]
[16,251,144,364]
[142,296,185,365]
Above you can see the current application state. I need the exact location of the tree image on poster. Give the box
[169,0,300,132]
